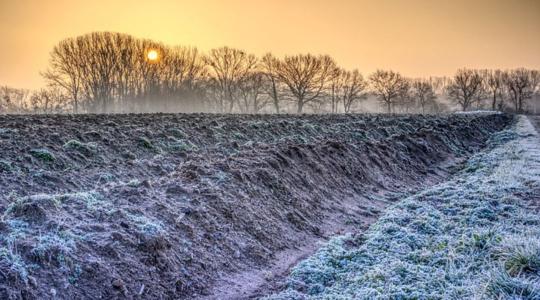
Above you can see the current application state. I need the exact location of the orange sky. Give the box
[1,0,539,89]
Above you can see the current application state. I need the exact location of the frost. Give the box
[267,116,540,299]
[29,148,55,162]
[63,139,98,156]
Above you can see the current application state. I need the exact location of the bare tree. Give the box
[30,88,68,114]
[204,47,257,112]
[446,69,484,111]
[412,80,437,113]
[260,53,282,114]
[369,70,408,113]
[42,39,83,113]
[503,68,540,113]
[275,54,337,113]
[37,31,540,115]
[156,46,208,112]
[395,79,415,113]
[340,70,368,113]
[483,69,504,111]
[0,86,31,113]
[43,32,213,113]
[329,68,343,113]
[237,71,269,113]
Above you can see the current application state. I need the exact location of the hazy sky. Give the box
[1,0,539,89]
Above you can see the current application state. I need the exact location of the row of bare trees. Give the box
[445,69,540,113]
[368,69,540,114]
[0,86,71,114]
[40,32,208,113]
[36,32,376,114]
[1,32,539,114]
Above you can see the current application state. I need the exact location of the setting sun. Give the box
[147,49,158,61]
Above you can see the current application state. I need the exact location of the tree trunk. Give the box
[461,99,468,111]
[271,81,279,114]
[297,100,304,114]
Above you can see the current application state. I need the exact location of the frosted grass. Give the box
[267,115,540,299]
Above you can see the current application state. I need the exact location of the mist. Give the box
[1,31,538,115]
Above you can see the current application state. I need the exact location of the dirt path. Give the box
[202,186,445,300]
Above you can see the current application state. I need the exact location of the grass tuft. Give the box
[63,139,97,156]
[139,137,154,149]
[29,148,55,162]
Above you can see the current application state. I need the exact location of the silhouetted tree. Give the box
[204,47,257,112]
[339,70,368,113]
[369,70,408,113]
[42,40,83,113]
[261,53,282,114]
[328,68,343,113]
[483,69,504,111]
[36,31,540,115]
[275,54,337,113]
[446,69,484,111]
[43,32,212,113]
[30,88,68,113]
[503,68,540,113]
[0,86,31,113]
[238,71,268,113]
[412,80,437,113]
[395,79,414,113]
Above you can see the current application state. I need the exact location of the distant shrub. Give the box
[29,148,55,162]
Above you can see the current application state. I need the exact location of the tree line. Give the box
[1,32,539,114]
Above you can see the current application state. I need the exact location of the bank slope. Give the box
[267,115,540,299]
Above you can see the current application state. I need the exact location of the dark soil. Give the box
[0,113,512,299]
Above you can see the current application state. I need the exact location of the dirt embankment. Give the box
[0,113,512,299]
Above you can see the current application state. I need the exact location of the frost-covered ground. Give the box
[267,116,540,299]
[0,113,513,299]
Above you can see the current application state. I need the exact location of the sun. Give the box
[147,49,158,61]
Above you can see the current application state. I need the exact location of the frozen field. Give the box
[267,115,540,299]
[0,113,519,299]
